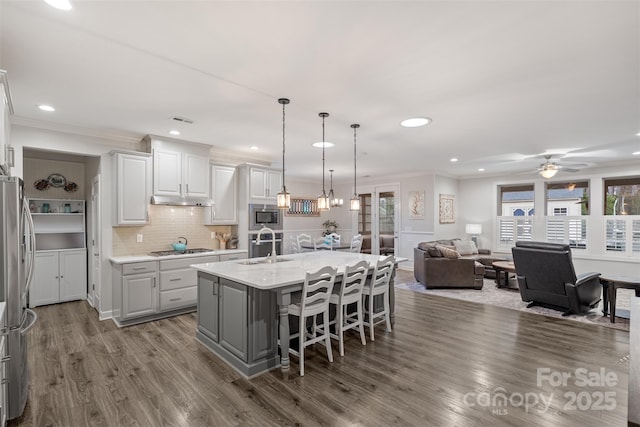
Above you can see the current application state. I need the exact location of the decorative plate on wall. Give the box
[64,182,78,193]
[34,179,49,191]
[47,173,67,188]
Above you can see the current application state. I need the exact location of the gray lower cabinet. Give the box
[197,275,219,342]
[196,273,278,377]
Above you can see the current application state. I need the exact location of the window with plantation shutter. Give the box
[633,220,640,253]
[605,219,626,252]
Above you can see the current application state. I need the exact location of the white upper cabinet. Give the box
[0,70,14,176]
[205,164,238,225]
[145,136,210,198]
[112,151,151,225]
[183,153,210,197]
[249,167,282,202]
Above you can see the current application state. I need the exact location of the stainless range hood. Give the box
[150,195,214,206]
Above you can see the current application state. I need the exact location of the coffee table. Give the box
[600,275,640,323]
[492,261,518,289]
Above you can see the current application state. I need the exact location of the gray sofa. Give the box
[413,239,505,289]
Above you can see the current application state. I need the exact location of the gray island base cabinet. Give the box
[192,251,403,377]
[196,275,277,377]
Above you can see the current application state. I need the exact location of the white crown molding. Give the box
[12,116,142,144]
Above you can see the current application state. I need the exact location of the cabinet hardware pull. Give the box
[169,298,181,302]
[133,267,146,270]
[1,356,10,363]
[169,278,181,282]
[153,277,157,288]
[179,183,182,194]
[186,184,189,194]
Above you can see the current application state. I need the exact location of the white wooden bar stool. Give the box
[287,266,337,376]
[362,256,394,341]
[329,260,368,356]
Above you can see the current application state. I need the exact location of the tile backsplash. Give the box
[112,205,236,256]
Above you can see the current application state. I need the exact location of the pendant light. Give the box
[328,169,343,207]
[350,123,361,211]
[317,112,330,211]
[276,98,291,209]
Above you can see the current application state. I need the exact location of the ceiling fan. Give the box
[537,155,582,178]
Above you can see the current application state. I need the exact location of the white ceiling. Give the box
[1,1,639,182]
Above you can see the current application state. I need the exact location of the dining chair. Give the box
[290,235,300,254]
[327,232,341,244]
[287,266,337,376]
[350,234,363,253]
[329,260,368,356]
[297,233,313,252]
[362,255,395,341]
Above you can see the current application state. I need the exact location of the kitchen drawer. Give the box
[160,255,219,270]
[160,268,197,291]
[122,261,157,275]
[160,286,197,311]
[219,252,247,261]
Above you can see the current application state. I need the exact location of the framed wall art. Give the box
[408,190,425,219]
[439,194,455,224]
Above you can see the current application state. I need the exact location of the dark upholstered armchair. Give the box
[511,241,601,315]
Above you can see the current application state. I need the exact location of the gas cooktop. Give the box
[148,248,215,257]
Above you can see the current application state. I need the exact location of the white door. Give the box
[374,185,399,256]
[183,153,209,197]
[356,184,400,255]
[90,175,102,308]
[122,273,158,319]
[153,149,182,196]
[59,250,87,301]
[30,252,59,307]
[207,165,237,224]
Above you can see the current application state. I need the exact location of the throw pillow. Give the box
[454,240,479,256]
[435,244,460,259]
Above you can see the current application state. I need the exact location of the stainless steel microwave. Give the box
[249,204,282,230]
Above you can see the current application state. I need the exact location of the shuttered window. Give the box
[605,219,626,252]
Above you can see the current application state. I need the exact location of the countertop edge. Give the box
[109,249,248,264]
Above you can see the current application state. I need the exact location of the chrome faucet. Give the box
[256,227,278,263]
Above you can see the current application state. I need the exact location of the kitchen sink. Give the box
[237,257,293,265]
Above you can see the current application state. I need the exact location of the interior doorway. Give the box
[357,184,399,255]
[90,175,101,310]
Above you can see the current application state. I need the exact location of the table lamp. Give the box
[465,223,482,247]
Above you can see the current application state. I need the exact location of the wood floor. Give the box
[10,273,630,426]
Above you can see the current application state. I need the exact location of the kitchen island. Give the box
[191,251,404,377]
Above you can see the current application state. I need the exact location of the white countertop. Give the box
[109,249,247,264]
[191,252,407,290]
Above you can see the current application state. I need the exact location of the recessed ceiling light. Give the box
[400,117,432,128]
[250,146,259,150]
[633,151,640,155]
[636,132,640,136]
[478,168,485,172]
[44,0,72,11]
[450,158,458,162]
[169,130,180,136]
[312,142,335,148]
[38,104,55,112]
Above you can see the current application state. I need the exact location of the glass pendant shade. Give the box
[328,169,343,207]
[350,195,360,211]
[318,191,330,211]
[277,187,290,210]
[277,98,291,209]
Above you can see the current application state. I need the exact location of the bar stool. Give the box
[287,266,337,376]
[329,260,368,356]
[362,256,394,341]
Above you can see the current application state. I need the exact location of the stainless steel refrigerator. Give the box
[0,175,37,420]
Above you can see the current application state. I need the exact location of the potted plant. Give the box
[322,220,338,236]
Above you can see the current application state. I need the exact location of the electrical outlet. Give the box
[211,232,215,239]
[136,234,143,243]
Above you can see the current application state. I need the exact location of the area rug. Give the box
[395,277,631,332]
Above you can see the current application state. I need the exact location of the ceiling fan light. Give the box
[540,168,558,179]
